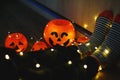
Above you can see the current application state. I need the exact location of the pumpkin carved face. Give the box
[4,32,28,53]
[44,19,75,47]
[32,41,48,51]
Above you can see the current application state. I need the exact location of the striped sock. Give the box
[91,14,120,67]
[78,10,113,56]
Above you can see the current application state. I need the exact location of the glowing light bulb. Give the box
[95,47,98,50]
[50,48,54,51]
[40,37,43,40]
[30,37,33,40]
[67,60,72,65]
[85,42,90,46]
[83,64,87,69]
[36,40,39,43]
[103,49,110,57]
[5,54,10,60]
[78,43,82,45]
[84,24,88,29]
[110,24,112,27]
[105,49,109,54]
[36,63,40,68]
[71,43,75,45]
[77,49,80,53]
[98,65,102,71]
[95,72,103,79]
[19,52,24,56]
[18,78,22,80]
[94,16,98,21]
[8,31,11,34]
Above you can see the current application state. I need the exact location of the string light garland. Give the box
[0,14,119,80]
[0,45,99,80]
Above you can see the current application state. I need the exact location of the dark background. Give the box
[0,0,49,50]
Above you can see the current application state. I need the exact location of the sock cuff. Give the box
[114,14,120,24]
[99,10,113,21]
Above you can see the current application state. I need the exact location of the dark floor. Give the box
[0,0,49,50]
[93,64,120,80]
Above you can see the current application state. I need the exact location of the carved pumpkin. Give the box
[77,36,89,43]
[44,19,75,47]
[32,41,48,51]
[4,32,28,53]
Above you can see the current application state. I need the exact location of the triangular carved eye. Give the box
[19,42,23,45]
[10,42,15,46]
[51,32,58,38]
[61,32,68,38]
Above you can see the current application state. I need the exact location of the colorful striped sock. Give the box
[91,14,120,67]
[78,10,113,56]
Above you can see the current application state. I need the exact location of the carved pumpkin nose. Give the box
[15,46,19,50]
[57,38,61,41]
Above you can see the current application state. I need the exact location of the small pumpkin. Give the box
[43,19,75,47]
[4,32,28,53]
[32,41,48,51]
[77,36,89,43]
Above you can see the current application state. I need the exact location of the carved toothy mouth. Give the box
[49,38,70,46]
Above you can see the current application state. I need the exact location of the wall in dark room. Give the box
[35,0,120,32]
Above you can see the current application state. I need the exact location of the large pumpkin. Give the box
[44,19,75,47]
[4,32,28,53]
[32,41,48,51]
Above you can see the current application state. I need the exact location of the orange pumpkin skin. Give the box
[44,19,75,47]
[32,41,48,51]
[4,32,28,53]
[77,36,89,43]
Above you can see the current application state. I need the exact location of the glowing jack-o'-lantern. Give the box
[77,36,89,44]
[32,41,48,51]
[44,19,75,47]
[4,32,28,53]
